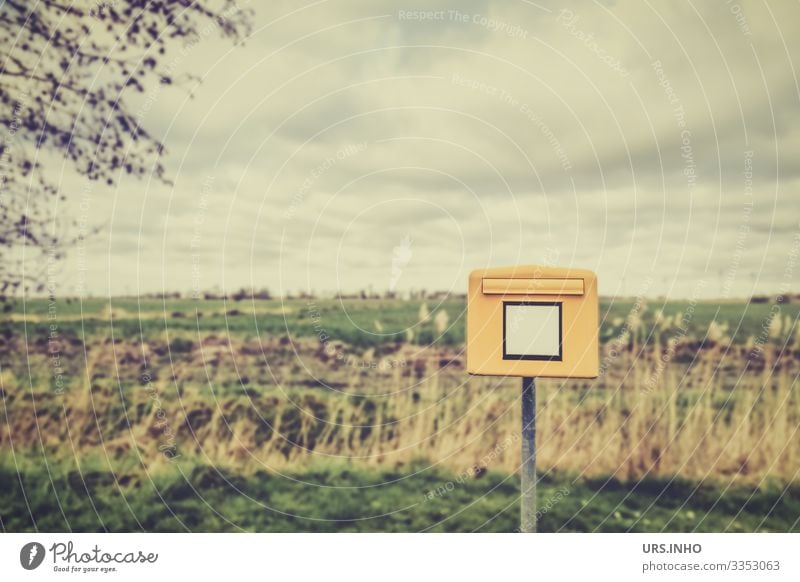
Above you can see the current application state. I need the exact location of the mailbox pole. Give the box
[520,376,537,532]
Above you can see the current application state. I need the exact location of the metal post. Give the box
[520,376,536,533]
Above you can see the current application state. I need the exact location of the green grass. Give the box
[5,297,799,349]
[2,459,797,533]
[3,296,798,533]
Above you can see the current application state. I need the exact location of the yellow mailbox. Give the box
[467,265,599,378]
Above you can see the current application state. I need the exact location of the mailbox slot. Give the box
[482,278,584,296]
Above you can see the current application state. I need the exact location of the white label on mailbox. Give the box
[503,302,562,360]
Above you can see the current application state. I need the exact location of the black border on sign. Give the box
[502,301,563,361]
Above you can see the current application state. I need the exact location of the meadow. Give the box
[1,295,799,532]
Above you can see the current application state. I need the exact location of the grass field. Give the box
[3,460,798,533]
[1,296,799,532]
[6,296,798,347]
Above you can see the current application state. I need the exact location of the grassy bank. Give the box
[2,297,798,532]
[2,459,797,533]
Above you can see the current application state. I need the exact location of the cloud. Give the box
[56,0,800,298]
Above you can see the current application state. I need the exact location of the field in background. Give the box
[1,297,799,532]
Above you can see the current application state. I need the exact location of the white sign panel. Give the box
[503,302,562,361]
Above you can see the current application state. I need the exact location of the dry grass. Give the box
[2,307,798,486]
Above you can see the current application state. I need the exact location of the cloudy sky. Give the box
[58,0,799,298]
